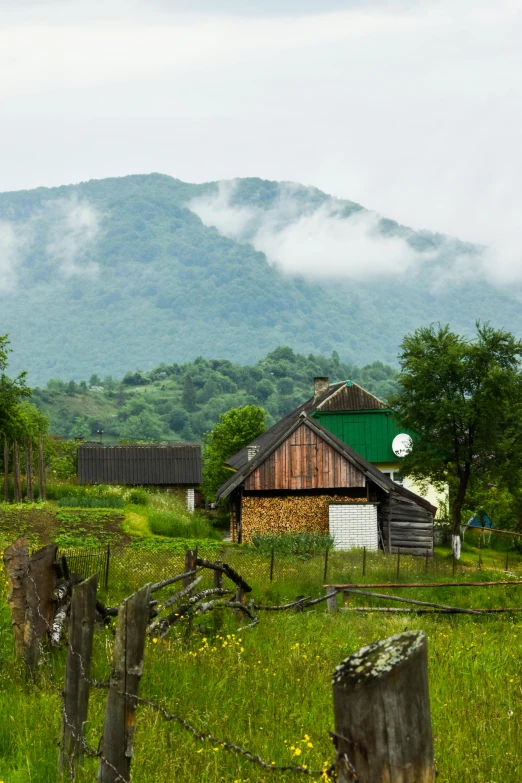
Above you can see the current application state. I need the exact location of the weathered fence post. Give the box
[13,441,22,503]
[294,595,305,613]
[184,549,197,590]
[332,630,434,783]
[25,543,58,667]
[362,547,367,577]
[213,563,223,589]
[25,438,34,502]
[59,573,98,777]
[326,585,337,612]
[98,583,151,783]
[3,437,9,502]
[38,435,46,501]
[3,537,29,657]
[323,546,329,583]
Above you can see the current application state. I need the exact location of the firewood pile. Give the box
[241,494,366,542]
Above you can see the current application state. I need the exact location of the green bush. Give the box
[126,488,149,506]
[58,495,125,509]
[250,532,334,556]
[148,508,221,540]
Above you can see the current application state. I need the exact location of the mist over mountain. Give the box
[1,173,521,384]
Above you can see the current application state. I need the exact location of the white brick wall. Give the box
[328,504,379,551]
[186,488,195,512]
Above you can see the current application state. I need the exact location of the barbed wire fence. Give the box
[7,534,519,782]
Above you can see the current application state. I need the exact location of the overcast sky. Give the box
[2,0,522,267]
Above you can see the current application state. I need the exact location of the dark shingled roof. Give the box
[226,381,388,471]
[217,413,436,516]
[78,444,202,486]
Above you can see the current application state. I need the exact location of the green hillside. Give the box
[32,347,398,443]
[1,173,521,384]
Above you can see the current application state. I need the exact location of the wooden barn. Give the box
[217,413,435,554]
[77,444,202,510]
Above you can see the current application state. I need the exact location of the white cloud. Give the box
[0,223,23,292]
[45,197,100,278]
[189,180,425,279]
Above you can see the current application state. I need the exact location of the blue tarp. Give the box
[466,512,494,529]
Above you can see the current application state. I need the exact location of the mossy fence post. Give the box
[332,630,435,783]
[59,573,98,777]
[98,583,151,782]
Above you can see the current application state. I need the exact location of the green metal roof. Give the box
[311,409,413,463]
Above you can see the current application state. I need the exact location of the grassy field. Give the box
[1,539,522,783]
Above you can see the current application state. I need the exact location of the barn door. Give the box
[328,503,379,551]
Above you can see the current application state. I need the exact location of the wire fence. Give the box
[102,539,522,603]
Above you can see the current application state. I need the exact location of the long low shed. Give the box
[78,444,202,487]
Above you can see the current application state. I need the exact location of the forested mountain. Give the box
[32,347,398,443]
[1,173,521,384]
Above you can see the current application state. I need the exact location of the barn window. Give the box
[290,444,314,478]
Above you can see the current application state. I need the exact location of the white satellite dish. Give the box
[392,433,413,458]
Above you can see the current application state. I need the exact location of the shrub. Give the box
[126,488,149,506]
[250,532,334,556]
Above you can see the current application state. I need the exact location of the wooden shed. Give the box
[217,413,435,554]
[78,444,202,510]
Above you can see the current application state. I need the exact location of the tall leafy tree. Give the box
[202,405,266,502]
[0,335,31,439]
[182,375,197,412]
[391,323,522,557]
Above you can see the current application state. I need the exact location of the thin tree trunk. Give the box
[13,441,22,503]
[25,438,34,502]
[38,436,46,501]
[451,472,469,560]
[3,437,9,502]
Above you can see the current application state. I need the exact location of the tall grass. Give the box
[147,508,221,540]
[251,532,334,556]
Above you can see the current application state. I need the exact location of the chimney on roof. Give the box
[247,445,260,462]
[313,376,329,400]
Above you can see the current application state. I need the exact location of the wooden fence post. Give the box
[25,544,58,668]
[98,583,151,783]
[59,573,98,776]
[3,437,9,502]
[362,547,366,577]
[294,595,305,613]
[323,547,329,583]
[25,438,34,502]
[3,537,29,657]
[326,585,337,612]
[270,546,275,582]
[213,563,223,589]
[332,630,434,783]
[13,441,21,503]
[38,435,46,501]
[184,550,197,590]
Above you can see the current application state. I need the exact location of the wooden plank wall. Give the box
[245,422,366,491]
[380,497,434,556]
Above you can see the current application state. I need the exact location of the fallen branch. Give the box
[150,571,197,594]
[342,588,484,615]
[196,558,252,593]
[50,598,70,646]
[254,596,311,611]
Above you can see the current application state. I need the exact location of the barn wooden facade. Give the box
[217,413,435,554]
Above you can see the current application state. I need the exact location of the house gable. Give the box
[244,420,366,491]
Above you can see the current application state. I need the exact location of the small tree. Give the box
[202,405,266,502]
[391,323,522,558]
